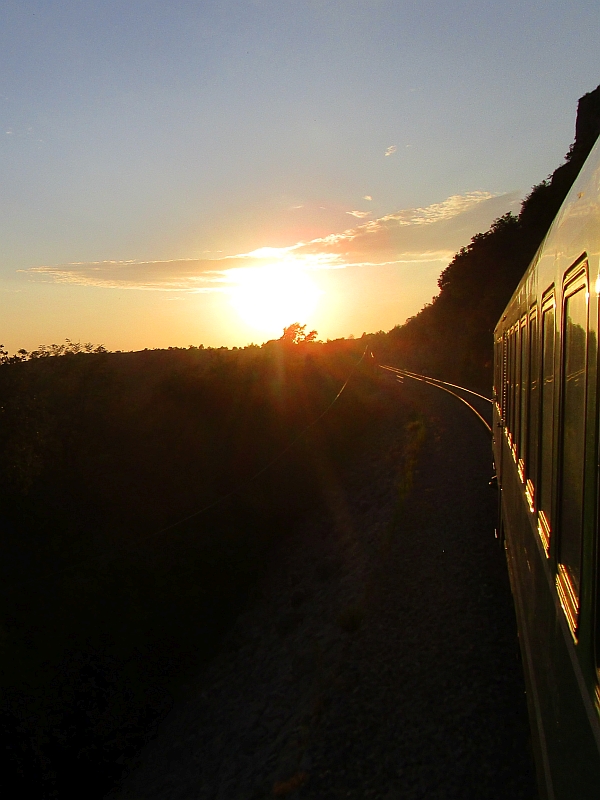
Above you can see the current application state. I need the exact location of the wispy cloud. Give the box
[380,192,495,226]
[284,190,520,267]
[23,259,229,292]
[346,210,372,218]
[363,195,372,201]
[21,191,520,290]
[384,145,397,157]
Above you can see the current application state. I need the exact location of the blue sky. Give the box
[1,0,599,351]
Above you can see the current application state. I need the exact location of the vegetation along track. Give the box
[109,373,535,800]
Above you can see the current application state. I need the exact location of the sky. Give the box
[1,0,599,352]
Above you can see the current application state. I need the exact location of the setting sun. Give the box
[228,265,321,337]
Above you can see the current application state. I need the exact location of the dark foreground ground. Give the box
[108,376,537,800]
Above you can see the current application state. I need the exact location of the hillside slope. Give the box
[379,84,600,389]
[0,339,385,798]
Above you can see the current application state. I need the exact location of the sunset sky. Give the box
[2,0,599,352]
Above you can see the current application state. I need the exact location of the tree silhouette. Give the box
[381,84,600,388]
[280,323,318,345]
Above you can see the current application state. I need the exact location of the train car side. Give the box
[493,137,600,798]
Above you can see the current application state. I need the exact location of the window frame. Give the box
[525,304,539,513]
[518,314,529,481]
[537,289,556,555]
[556,262,589,639]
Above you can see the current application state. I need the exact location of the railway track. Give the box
[379,364,492,433]
[108,373,535,800]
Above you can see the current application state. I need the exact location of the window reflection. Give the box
[558,287,587,598]
[526,313,539,503]
[538,305,555,542]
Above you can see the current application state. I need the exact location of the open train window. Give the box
[538,292,555,553]
[556,267,589,637]
[526,307,539,512]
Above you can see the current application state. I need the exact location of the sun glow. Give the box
[229,265,321,336]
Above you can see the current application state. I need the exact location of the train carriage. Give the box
[493,136,600,798]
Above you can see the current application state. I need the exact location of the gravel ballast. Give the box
[108,376,537,800]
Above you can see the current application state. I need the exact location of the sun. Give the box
[229,265,321,336]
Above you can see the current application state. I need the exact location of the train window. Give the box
[556,279,588,634]
[502,332,508,420]
[526,309,539,511]
[519,316,528,476]
[507,328,514,438]
[495,337,502,412]
[538,296,555,552]
[514,324,521,455]
[496,336,505,419]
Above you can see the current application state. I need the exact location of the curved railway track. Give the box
[108,373,536,800]
[379,364,492,433]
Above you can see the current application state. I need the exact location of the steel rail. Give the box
[380,364,492,403]
[380,365,492,434]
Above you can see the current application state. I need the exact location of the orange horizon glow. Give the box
[228,264,322,339]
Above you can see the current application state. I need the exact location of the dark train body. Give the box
[493,137,600,798]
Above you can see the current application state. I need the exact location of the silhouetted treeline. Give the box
[377,84,600,389]
[0,335,392,798]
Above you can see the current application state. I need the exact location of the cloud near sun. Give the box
[23,191,520,291]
